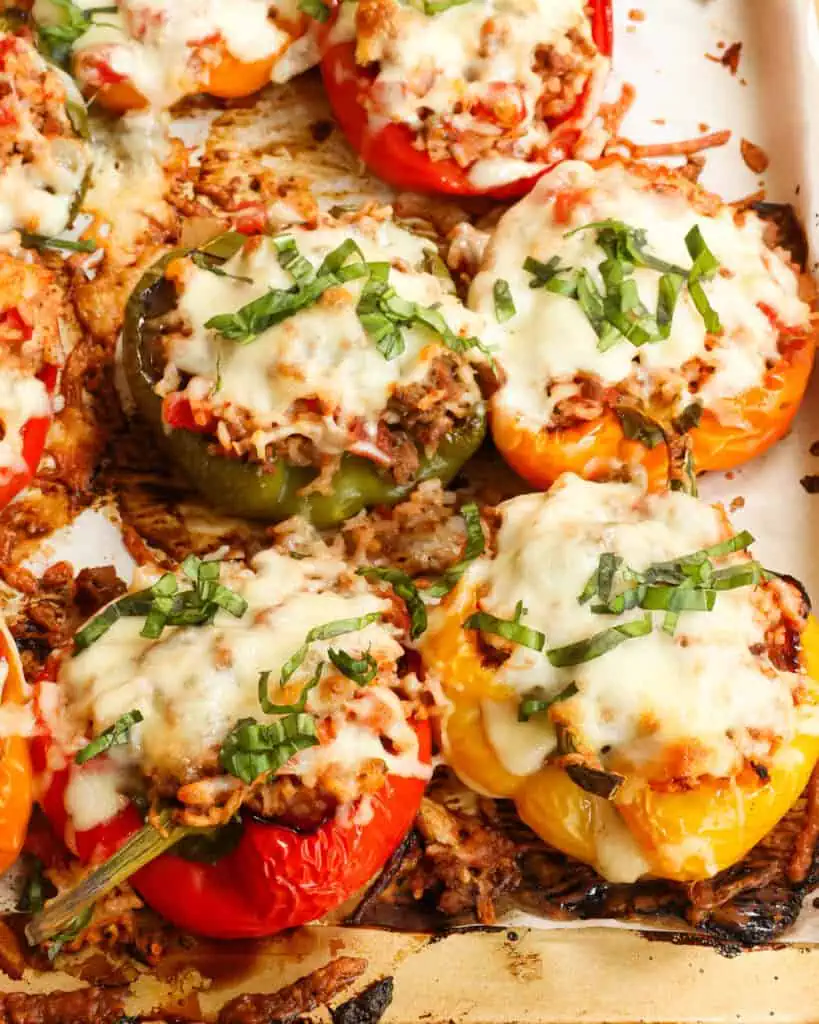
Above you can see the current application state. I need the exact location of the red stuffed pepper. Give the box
[0,256,64,511]
[320,0,613,197]
[30,539,432,943]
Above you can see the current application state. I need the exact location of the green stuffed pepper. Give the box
[123,220,492,526]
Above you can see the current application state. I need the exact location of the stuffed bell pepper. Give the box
[0,31,91,237]
[421,473,819,883]
[320,0,613,197]
[31,0,322,112]
[469,159,817,490]
[0,254,65,510]
[28,538,431,944]
[123,218,491,525]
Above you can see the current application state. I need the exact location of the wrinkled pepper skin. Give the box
[123,240,487,526]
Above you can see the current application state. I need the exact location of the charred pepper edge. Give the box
[122,236,488,526]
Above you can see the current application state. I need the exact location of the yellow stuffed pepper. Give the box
[421,474,819,883]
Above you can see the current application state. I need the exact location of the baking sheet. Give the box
[6,0,819,1014]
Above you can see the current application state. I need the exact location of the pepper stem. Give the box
[26,814,192,946]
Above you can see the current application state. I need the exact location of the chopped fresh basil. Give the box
[219,714,318,784]
[616,408,665,450]
[357,567,427,638]
[328,647,378,685]
[565,764,624,800]
[205,238,367,343]
[423,0,471,12]
[672,402,703,434]
[556,219,723,350]
[274,235,315,283]
[523,255,572,291]
[464,600,546,652]
[75,710,143,765]
[190,251,253,283]
[546,614,652,668]
[276,613,383,692]
[425,503,485,599]
[298,0,331,21]
[73,556,246,653]
[357,273,489,363]
[20,232,97,254]
[685,225,723,334]
[47,904,94,962]
[65,99,90,140]
[657,272,685,338]
[566,221,689,277]
[35,0,118,65]
[18,857,53,914]
[258,659,324,715]
[493,279,516,323]
[518,682,577,722]
[578,531,765,629]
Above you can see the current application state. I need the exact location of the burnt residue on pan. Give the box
[350,766,819,951]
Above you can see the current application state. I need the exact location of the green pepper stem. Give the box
[26,814,192,946]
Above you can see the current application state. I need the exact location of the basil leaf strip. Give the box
[565,764,624,800]
[35,0,118,65]
[566,221,689,277]
[73,557,246,653]
[298,0,331,21]
[18,857,52,914]
[493,279,516,323]
[205,238,368,343]
[616,408,665,450]
[75,710,143,765]
[357,567,427,638]
[219,714,318,784]
[672,402,703,434]
[425,503,485,599]
[524,255,572,290]
[259,659,324,714]
[685,225,723,333]
[464,600,546,652]
[518,682,577,723]
[276,613,383,690]
[423,0,471,12]
[20,232,97,253]
[190,251,253,283]
[546,614,652,668]
[328,647,378,685]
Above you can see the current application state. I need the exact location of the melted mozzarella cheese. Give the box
[61,547,424,784]
[470,161,812,428]
[169,222,488,452]
[34,0,315,108]
[0,367,50,475]
[334,0,607,182]
[455,475,808,783]
[0,37,90,235]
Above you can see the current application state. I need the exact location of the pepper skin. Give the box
[424,583,819,883]
[319,0,613,199]
[122,239,487,526]
[37,720,431,939]
[491,327,816,492]
[0,620,33,874]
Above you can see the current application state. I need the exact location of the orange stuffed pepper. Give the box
[469,159,816,491]
[0,619,33,875]
[421,474,819,883]
[32,0,323,113]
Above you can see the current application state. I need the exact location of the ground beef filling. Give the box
[361,9,600,171]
